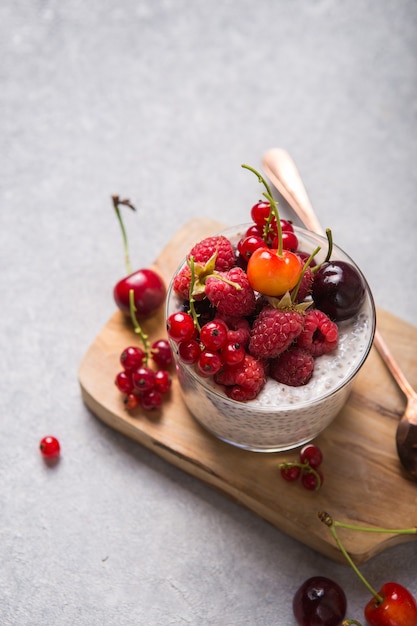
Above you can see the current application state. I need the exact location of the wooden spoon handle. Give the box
[262,148,325,236]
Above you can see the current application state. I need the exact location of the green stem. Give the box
[319,512,383,604]
[323,228,333,263]
[333,520,416,535]
[291,245,321,303]
[129,289,150,362]
[241,163,283,256]
[343,620,363,626]
[112,195,135,275]
[187,256,201,333]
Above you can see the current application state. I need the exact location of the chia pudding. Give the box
[166,224,376,452]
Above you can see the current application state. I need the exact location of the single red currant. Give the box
[178,339,201,364]
[166,312,195,343]
[300,444,323,469]
[115,371,134,394]
[197,351,222,376]
[199,319,228,351]
[221,341,246,366]
[39,436,60,459]
[124,393,140,410]
[272,230,299,252]
[154,369,171,394]
[151,339,173,369]
[140,388,163,410]
[250,200,271,226]
[301,468,323,491]
[280,465,301,482]
[237,235,265,260]
[131,366,156,392]
[120,346,145,370]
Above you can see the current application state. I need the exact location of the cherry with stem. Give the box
[319,511,417,626]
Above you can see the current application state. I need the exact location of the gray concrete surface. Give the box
[1,1,416,624]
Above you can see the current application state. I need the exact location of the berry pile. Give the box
[279,443,324,491]
[167,165,365,403]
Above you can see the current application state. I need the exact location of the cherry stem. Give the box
[319,512,383,604]
[291,245,321,303]
[129,289,150,362]
[324,228,333,263]
[112,195,136,276]
[241,163,284,256]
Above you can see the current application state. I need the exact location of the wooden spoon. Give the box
[262,147,417,480]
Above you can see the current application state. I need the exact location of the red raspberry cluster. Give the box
[167,209,340,401]
[115,339,173,411]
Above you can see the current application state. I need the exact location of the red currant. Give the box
[280,465,301,482]
[197,351,222,376]
[280,219,294,232]
[154,369,171,394]
[39,436,60,459]
[151,339,173,369]
[115,371,134,394]
[124,393,140,410]
[221,341,245,366]
[140,388,163,410]
[301,468,323,491]
[250,200,271,226]
[166,312,195,343]
[120,346,145,370]
[199,320,228,351]
[272,230,299,252]
[245,224,263,238]
[237,235,265,260]
[300,444,323,469]
[131,366,156,392]
[178,339,201,364]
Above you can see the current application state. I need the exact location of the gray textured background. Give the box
[1,1,416,625]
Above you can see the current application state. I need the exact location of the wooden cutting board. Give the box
[78,217,417,564]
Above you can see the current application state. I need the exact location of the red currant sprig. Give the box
[115,289,173,411]
[279,443,323,491]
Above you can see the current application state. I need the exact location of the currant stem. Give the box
[112,195,136,275]
[279,461,322,490]
[343,620,363,626]
[319,512,383,604]
[129,289,150,362]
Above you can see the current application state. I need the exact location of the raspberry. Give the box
[215,354,266,401]
[205,267,256,317]
[173,265,192,299]
[249,305,304,359]
[270,347,314,386]
[297,309,338,356]
[188,235,235,272]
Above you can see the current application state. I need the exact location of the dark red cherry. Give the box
[293,576,347,626]
[312,261,366,321]
[113,268,166,318]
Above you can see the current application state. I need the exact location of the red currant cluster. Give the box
[279,443,323,491]
[237,199,299,261]
[115,339,173,411]
[167,312,246,377]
